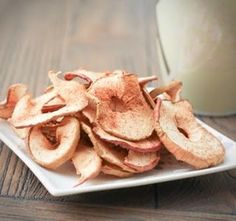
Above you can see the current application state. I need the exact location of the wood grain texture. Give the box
[0,196,236,221]
[0,0,236,220]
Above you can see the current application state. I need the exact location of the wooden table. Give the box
[0,0,236,220]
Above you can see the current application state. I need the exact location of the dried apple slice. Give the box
[102,162,133,178]
[142,87,156,108]
[64,69,111,85]
[81,122,136,173]
[124,150,160,172]
[42,96,65,113]
[10,71,88,128]
[0,84,27,119]
[138,75,158,87]
[12,127,29,139]
[28,117,80,169]
[150,80,182,102]
[11,90,56,120]
[81,94,99,123]
[93,126,161,153]
[90,73,154,141]
[10,90,57,127]
[155,100,225,169]
[72,143,102,185]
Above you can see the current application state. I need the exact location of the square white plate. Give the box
[0,119,235,196]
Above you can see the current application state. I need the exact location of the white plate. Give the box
[0,119,235,196]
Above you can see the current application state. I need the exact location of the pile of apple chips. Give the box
[0,70,225,184]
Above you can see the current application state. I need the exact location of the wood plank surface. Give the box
[0,0,236,220]
[1,196,236,221]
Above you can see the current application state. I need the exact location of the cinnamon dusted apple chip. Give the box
[81,122,136,173]
[28,117,80,169]
[150,80,182,102]
[89,73,154,141]
[93,126,161,153]
[10,71,88,128]
[138,75,158,87]
[0,84,27,119]
[64,69,111,85]
[10,90,57,125]
[124,150,160,172]
[42,95,65,113]
[81,94,99,123]
[72,143,102,185]
[155,100,225,169]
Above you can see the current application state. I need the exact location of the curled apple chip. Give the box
[93,126,161,153]
[155,100,225,169]
[64,69,111,85]
[72,143,102,185]
[10,71,88,128]
[150,80,182,102]
[81,94,99,123]
[28,117,80,169]
[81,122,136,173]
[0,84,27,119]
[124,150,160,172]
[90,73,154,141]
[10,90,57,127]
[102,162,133,178]
[142,87,156,108]
[42,96,65,113]
[138,75,158,87]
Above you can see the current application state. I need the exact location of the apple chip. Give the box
[90,73,154,141]
[155,100,225,169]
[81,122,136,173]
[10,72,88,128]
[150,80,182,102]
[142,87,156,108]
[93,126,161,153]
[12,127,29,139]
[42,95,65,113]
[124,150,160,172]
[138,75,158,87]
[0,84,27,119]
[28,117,80,169]
[72,143,102,185]
[102,162,133,178]
[64,69,111,85]
[81,94,99,123]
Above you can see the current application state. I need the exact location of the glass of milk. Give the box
[156,0,236,116]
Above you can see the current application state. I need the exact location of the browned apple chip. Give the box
[72,143,102,185]
[124,150,160,172]
[93,126,161,153]
[28,117,80,169]
[155,100,225,169]
[90,73,154,141]
[0,84,27,119]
